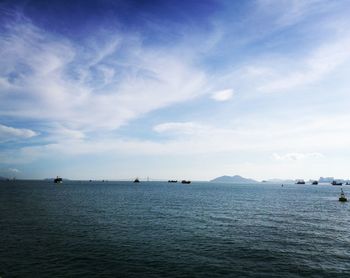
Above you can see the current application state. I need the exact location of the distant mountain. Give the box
[210,175,257,183]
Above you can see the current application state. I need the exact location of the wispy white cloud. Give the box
[210,89,234,101]
[255,0,327,29]
[0,20,207,132]
[273,152,324,161]
[3,112,350,165]
[210,1,350,98]
[44,124,86,142]
[153,122,204,135]
[8,168,20,173]
[0,124,37,142]
[258,38,350,92]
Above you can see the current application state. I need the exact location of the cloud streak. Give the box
[258,38,350,93]
[211,89,234,101]
[273,152,324,161]
[0,124,37,142]
[0,19,207,133]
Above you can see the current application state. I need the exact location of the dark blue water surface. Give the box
[1,181,350,277]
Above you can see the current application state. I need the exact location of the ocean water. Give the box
[0,181,350,277]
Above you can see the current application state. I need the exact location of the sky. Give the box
[1,0,350,181]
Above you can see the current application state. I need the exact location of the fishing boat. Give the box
[54,176,63,184]
[339,189,347,202]
[295,179,305,184]
[181,180,191,184]
[133,178,140,183]
[331,180,342,186]
[168,180,177,183]
[312,180,318,185]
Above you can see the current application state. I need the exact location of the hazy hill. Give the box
[210,175,257,183]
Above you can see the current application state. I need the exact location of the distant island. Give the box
[210,175,258,183]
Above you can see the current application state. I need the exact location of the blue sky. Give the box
[1,0,350,180]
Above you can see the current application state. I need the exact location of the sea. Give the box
[1,180,350,277]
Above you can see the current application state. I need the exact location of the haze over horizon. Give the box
[1,0,350,181]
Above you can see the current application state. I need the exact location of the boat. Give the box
[331,180,343,186]
[133,178,140,183]
[312,181,318,185]
[339,188,347,202]
[295,179,305,184]
[181,180,191,184]
[54,176,63,184]
[346,182,350,185]
[168,180,177,183]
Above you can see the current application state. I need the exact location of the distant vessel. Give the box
[133,178,140,183]
[168,180,177,183]
[346,182,350,185]
[339,188,347,202]
[54,176,63,184]
[295,180,305,184]
[312,181,318,185]
[181,180,191,184]
[331,180,342,186]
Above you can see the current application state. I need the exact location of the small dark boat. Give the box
[312,180,318,185]
[133,178,140,183]
[295,180,305,184]
[331,180,342,186]
[54,176,63,184]
[168,180,177,183]
[346,182,350,185]
[181,180,191,184]
[339,189,347,202]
